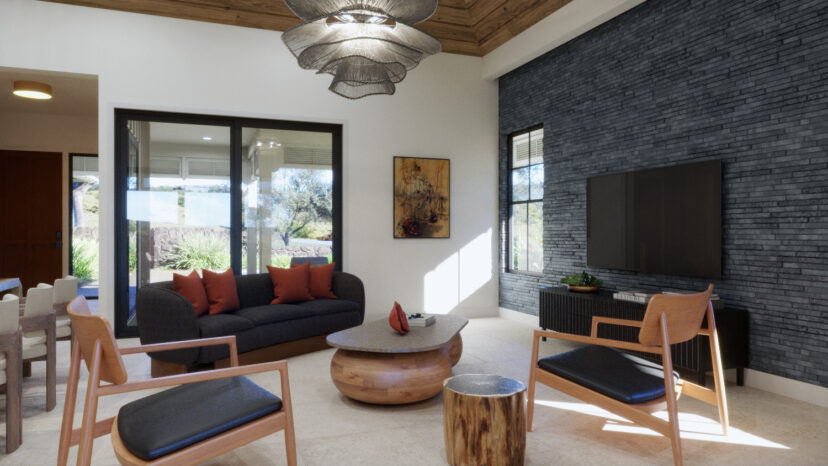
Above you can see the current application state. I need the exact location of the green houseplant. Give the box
[561,271,602,292]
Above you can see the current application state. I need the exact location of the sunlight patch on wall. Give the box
[459,229,492,302]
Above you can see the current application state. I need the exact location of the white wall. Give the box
[0,0,499,323]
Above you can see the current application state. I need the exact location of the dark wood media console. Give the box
[539,287,748,386]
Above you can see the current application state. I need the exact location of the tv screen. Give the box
[587,160,722,278]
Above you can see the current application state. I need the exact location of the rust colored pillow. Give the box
[201,268,240,315]
[173,270,209,316]
[389,301,409,335]
[267,262,315,304]
[291,262,337,299]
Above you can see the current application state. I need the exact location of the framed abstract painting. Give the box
[393,156,450,238]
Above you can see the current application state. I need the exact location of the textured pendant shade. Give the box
[282,0,441,99]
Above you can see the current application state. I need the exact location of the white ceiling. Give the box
[0,67,97,116]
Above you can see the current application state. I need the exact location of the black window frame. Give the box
[114,109,343,337]
[507,125,544,275]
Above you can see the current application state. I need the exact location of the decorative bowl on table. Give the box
[567,285,599,293]
[561,271,601,293]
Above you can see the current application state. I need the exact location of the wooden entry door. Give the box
[0,150,63,290]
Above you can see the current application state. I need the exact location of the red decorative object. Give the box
[389,301,409,335]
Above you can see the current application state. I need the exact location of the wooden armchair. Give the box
[527,285,728,466]
[0,294,22,453]
[58,296,297,466]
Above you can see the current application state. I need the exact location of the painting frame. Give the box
[393,156,450,239]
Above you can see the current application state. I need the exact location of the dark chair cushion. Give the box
[538,345,678,404]
[234,304,316,326]
[117,376,282,461]
[296,299,360,315]
[197,313,254,338]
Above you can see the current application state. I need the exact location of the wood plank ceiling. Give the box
[41,0,574,56]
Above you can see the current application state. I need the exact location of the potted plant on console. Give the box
[561,271,602,293]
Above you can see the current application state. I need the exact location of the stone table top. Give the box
[326,314,468,353]
[444,374,527,397]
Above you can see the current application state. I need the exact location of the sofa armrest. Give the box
[135,285,200,366]
[331,271,365,324]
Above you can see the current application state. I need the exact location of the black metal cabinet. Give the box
[539,287,748,386]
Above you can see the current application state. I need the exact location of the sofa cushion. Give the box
[172,270,209,316]
[117,376,282,461]
[537,345,678,404]
[197,313,254,338]
[297,298,360,316]
[235,273,276,309]
[293,262,337,299]
[234,304,315,326]
[231,311,364,355]
[202,269,240,315]
[267,263,314,304]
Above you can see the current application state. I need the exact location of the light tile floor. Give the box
[3,317,827,465]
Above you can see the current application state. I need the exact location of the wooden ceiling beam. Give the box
[40,0,574,58]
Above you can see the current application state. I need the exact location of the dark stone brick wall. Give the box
[498,0,828,386]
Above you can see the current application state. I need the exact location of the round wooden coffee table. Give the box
[326,314,468,405]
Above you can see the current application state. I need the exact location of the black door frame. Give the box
[114,109,343,338]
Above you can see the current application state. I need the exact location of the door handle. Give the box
[56,241,62,248]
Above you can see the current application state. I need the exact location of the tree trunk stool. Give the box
[443,374,527,466]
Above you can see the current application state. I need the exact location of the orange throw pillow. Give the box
[173,270,209,316]
[267,262,315,304]
[291,262,337,299]
[389,301,409,335]
[201,268,240,315]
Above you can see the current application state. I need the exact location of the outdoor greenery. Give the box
[164,234,231,270]
[267,170,332,245]
[72,240,98,284]
[560,271,602,287]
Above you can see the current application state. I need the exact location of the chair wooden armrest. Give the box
[97,360,287,396]
[19,312,56,332]
[590,316,644,337]
[534,329,660,354]
[120,336,239,367]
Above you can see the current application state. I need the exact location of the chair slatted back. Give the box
[54,276,79,304]
[638,284,714,346]
[0,294,20,334]
[67,297,128,385]
[25,284,54,317]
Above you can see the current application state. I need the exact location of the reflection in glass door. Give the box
[124,121,232,321]
[241,128,334,273]
[70,154,100,298]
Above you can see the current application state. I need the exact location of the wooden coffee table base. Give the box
[330,335,462,405]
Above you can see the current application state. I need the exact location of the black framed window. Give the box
[114,109,343,337]
[508,127,543,273]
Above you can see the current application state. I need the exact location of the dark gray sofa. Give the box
[135,271,364,374]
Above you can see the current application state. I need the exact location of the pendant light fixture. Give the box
[282,0,442,99]
[13,80,53,100]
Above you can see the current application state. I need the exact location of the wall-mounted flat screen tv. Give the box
[587,160,722,278]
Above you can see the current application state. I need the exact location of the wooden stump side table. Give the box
[443,374,527,466]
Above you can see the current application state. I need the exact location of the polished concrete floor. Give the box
[3,317,827,465]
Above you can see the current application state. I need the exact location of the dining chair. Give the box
[58,296,298,466]
[526,285,728,466]
[22,283,57,411]
[0,294,22,453]
[53,276,78,341]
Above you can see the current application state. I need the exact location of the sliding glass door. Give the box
[69,154,100,298]
[115,110,342,337]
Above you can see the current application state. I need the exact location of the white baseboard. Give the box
[497,306,828,409]
[742,368,828,409]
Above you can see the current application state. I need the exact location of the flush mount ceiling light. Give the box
[13,80,53,100]
[282,0,442,99]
